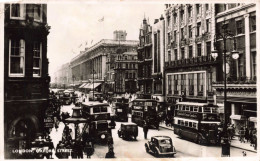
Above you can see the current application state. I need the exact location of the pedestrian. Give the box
[143,121,149,139]
[239,126,246,143]
[107,135,114,151]
[245,127,250,142]
[105,146,115,158]
[84,142,93,158]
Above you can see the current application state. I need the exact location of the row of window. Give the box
[168,42,211,61]
[116,55,137,61]
[167,72,209,96]
[176,105,218,113]
[175,119,198,129]
[115,63,138,69]
[9,39,42,77]
[10,4,43,22]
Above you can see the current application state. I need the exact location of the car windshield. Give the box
[97,123,108,131]
[126,125,137,131]
[159,139,171,145]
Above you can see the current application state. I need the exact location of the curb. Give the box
[159,126,257,153]
[230,145,257,153]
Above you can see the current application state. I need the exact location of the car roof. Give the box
[121,123,137,126]
[152,136,171,140]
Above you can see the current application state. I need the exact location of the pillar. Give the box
[231,104,235,125]
[244,14,251,79]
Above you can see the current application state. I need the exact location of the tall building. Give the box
[164,4,217,109]
[213,3,257,132]
[151,15,166,110]
[4,4,50,159]
[137,18,153,99]
[68,31,138,94]
[114,51,138,95]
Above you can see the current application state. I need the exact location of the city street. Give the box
[49,103,257,158]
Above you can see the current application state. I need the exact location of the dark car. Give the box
[118,123,138,140]
[145,136,176,157]
[62,92,72,105]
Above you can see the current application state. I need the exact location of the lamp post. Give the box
[211,22,239,157]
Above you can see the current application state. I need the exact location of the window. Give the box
[10,4,25,19]
[185,121,188,127]
[196,4,201,14]
[27,4,42,22]
[33,42,42,77]
[168,33,171,45]
[181,28,184,40]
[9,39,25,76]
[206,42,211,56]
[173,13,177,23]
[251,52,256,79]
[197,22,201,36]
[125,72,128,79]
[238,54,245,78]
[168,51,171,62]
[180,10,184,21]
[250,16,256,32]
[236,19,244,35]
[181,74,186,91]
[188,73,194,95]
[174,31,177,42]
[174,49,178,60]
[189,122,193,127]
[193,123,197,128]
[188,6,192,18]
[181,48,185,59]
[193,107,198,112]
[189,46,193,58]
[167,16,170,26]
[188,25,192,38]
[197,44,201,56]
[205,4,209,11]
[206,19,210,33]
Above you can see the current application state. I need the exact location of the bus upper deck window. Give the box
[178,120,181,125]
[198,107,202,112]
[193,107,198,112]
[189,122,192,127]
[185,106,189,111]
[190,106,193,112]
[182,106,185,111]
[193,123,197,128]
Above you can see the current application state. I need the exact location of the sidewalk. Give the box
[159,122,257,153]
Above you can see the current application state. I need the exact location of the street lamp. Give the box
[211,21,239,157]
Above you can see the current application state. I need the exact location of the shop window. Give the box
[9,39,25,77]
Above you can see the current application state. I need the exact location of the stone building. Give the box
[114,51,138,95]
[4,3,50,159]
[164,4,217,108]
[213,3,257,132]
[69,31,138,94]
[137,18,153,99]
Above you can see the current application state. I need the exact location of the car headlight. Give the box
[101,134,106,139]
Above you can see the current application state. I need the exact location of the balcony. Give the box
[165,55,219,70]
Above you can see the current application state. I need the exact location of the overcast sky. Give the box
[47,2,165,75]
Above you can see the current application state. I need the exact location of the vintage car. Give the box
[118,123,138,140]
[145,136,176,157]
[62,91,72,105]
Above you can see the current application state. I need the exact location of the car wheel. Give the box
[145,145,149,153]
[155,150,159,157]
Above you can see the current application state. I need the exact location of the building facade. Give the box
[68,31,138,94]
[213,3,257,132]
[114,51,138,95]
[137,18,153,99]
[4,4,50,159]
[164,4,217,108]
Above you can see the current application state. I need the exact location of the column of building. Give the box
[244,13,251,79]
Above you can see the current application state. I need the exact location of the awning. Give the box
[217,96,257,104]
[83,83,101,89]
[249,117,257,123]
[82,83,91,89]
[79,83,86,88]
[230,115,246,120]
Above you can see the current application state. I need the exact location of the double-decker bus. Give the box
[173,102,220,144]
[112,97,129,122]
[81,102,111,144]
[131,99,159,129]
